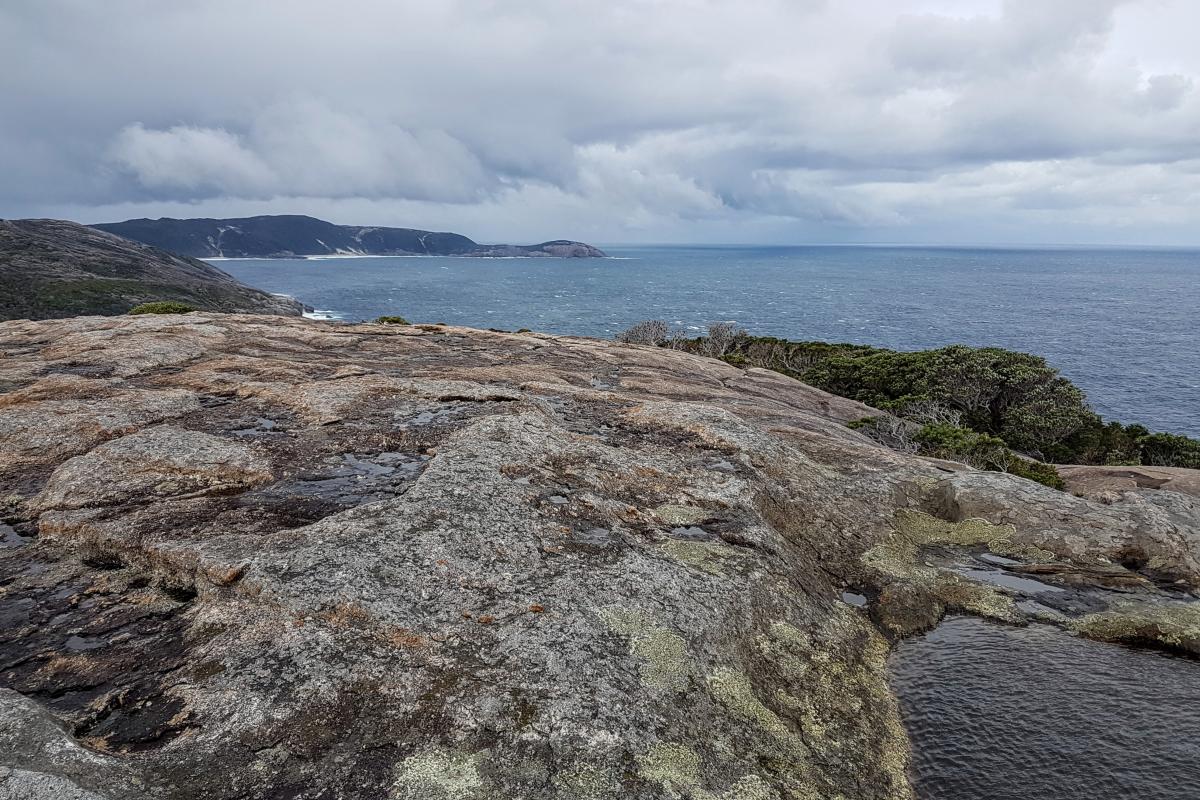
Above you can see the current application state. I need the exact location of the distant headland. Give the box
[91,214,606,259]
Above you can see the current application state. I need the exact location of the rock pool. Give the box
[889,616,1200,799]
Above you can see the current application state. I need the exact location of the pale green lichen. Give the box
[599,607,690,692]
[661,539,740,575]
[722,775,778,800]
[655,504,710,526]
[392,748,484,799]
[554,764,620,799]
[864,510,1018,579]
[1071,602,1200,654]
[637,742,780,800]
[750,612,913,798]
[638,743,703,792]
[708,668,804,754]
[863,510,1032,625]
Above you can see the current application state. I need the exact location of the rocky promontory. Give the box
[0,313,1197,799]
[92,215,607,259]
[0,220,304,321]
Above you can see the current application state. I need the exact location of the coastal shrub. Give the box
[374,315,410,325]
[1006,458,1066,490]
[1048,418,1146,465]
[127,301,196,315]
[701,322,748,358]
[849,414,920,454]
[616,320,671,346]
[1138,432,1200,469]
[665,329,1200,473]
[913,423,1011,471]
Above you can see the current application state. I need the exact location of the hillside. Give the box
[0,219,304,320]
[92,214,607,259]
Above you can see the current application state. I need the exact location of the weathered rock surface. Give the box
[1058,463,1200,501]
[0,313,1197,799]
[0,219,304,320]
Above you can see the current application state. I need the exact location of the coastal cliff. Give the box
[92,215,607,259]
[0,220,304,321]
[0,314,1197,799]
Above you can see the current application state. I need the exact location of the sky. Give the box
[3,0,1200,245]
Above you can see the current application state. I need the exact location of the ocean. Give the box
[213,245,1200,437]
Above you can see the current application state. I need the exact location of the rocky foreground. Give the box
[1,314,1197,799]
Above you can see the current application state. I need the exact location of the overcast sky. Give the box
[3,0,1199,244]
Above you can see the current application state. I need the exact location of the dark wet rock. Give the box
[0,313,1197,799]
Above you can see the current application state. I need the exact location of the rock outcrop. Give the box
[0,219,305,321]
[1058,463,1200,501]
[92,215,606,259]
[0,314,1196,799]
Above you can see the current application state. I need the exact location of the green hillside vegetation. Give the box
[618,322,1200,487]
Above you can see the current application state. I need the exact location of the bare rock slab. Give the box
[0,313,1197,800]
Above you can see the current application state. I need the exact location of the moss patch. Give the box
[1071,603,1200,656]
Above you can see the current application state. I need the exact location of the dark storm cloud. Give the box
[2,0,1198,243]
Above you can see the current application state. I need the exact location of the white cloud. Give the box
[3,0,1200,243]
[110,123,275,194]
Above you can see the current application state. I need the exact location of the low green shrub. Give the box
[1007,458,1066,490]
[374,315,410,325]
[1138,432,1200,469]
[913,423,1010,470]
[127,301,196,315]
[661,328,1200,472]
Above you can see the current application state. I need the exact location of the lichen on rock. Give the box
[0,313,1196,799]
[392,748,485,799]
[599,606,692,692]
[1071,602,1200,656]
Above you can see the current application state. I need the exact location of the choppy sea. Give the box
[214,244,1200,436]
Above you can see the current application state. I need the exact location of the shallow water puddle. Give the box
[0,522,28,549]
[929,548,1065,594]
[889,616,1200,799]
[953,565,1065,594]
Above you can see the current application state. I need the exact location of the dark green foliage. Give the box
[913,423,1011,470]
[1138,433,1200,469]
[671,330,1200,471]
[780,343,1091,455]
[1006,458,1066,490]
[374,316,410,325]
[127,301,196,315]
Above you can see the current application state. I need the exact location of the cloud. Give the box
[110,124,274,194]
[2,0,1200,243]
[109,100,494,202]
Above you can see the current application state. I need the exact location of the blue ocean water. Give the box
[214,245,1200,437]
